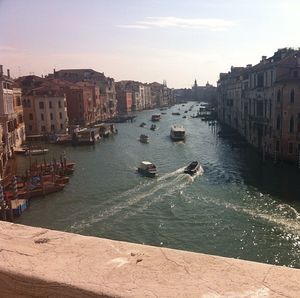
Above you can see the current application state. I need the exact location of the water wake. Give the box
[200,189,300,235]
[69,166,203,232]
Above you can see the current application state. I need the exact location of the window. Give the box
[16,97,21,106]
[41,125,46,132]
[59,112,62,119]
[39,102,44,109]
[290,89,295,103]
[60,124,63,130]
[41,113,44,121]
[277,90,281,103]
[49,101,52,108]
[293,71,298,78]
[29,113,33,120]
[58,101,61,108]
[29,125,32,131]
[27,99,31,107]
[276,115,281,130]
[18,114,23,123]
[51,124,55,131]
[276,141,280,152]
[288,143,294,154]
[50,113,53,120]
[289,116,294,133]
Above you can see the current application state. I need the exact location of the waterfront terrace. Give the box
[0,221,299,297]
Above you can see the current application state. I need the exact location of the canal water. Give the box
[16,102,300,268]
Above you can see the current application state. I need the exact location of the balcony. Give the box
[0,221,299,297]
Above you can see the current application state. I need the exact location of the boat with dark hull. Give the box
[184,161,200,176]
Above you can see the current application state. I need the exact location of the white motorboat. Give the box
[170,125,186,141]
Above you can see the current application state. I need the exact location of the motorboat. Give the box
[27,148,49,156]
[137,161,157,178]
[140,122,147,127]
[184,161,200,176]
[170,125,185,141]
[150,124,157,131]
[151,114,161,122]
[139,134,149,143]
[172,112,180,116]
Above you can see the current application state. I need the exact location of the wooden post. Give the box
[0,184,6,221]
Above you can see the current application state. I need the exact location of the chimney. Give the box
[261,56,267,63]
[7,69,10,78]
[246,64,252,68]
[0,65,3,76]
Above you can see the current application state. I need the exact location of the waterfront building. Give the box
[0,65,21,161]
[115,83,132,114]
[217,48,300,163]
[12,87,26,148]
[192,80,217,104]
[22,85,68,135]
[51,69,117,121]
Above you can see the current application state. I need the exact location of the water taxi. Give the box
[151,114,161,122]
[139,134,149,143]
[150,124,157,131]
[137,161,157,178]
[170,125,186,141]
[184,161,200,176]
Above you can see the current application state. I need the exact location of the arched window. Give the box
[276,115,281,130]
[277,90,281,103]
[29,113,33,120]
[289,116,294,133]
[290,89,295,103]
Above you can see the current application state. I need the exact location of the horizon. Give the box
[1,0,299,88]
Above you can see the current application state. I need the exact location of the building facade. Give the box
[217,48,300,163]
[23,87,68,135]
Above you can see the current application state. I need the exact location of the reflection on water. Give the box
[16,102,300,268]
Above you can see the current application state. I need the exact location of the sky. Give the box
[0,0,299,88]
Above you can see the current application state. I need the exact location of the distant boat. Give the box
[184,161,200,176]
[150,124,157,131]
[151,114,161,122]
[170,125,185,141]
[172,112,180,116]
[140,122,147,127]
[139,134,149,143]
[137,161,157,178]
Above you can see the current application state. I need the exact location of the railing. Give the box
[0,221,299,297]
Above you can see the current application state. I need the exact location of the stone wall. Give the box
[0,221,299,297]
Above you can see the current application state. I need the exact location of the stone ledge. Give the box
[0,221,299,297]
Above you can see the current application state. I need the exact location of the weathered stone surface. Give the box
[0,221,299,297]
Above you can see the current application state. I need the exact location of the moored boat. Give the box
[172,112,180,116]
[184,161,200,176]
[170,125,186,141]
[137,161,157,178]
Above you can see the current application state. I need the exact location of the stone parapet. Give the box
[0,221,299,297]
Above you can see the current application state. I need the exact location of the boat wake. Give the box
[69,166,204,233]
[200,189,300,235]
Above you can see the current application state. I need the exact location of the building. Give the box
[51,69,117,121]
[0,65,20,161]
[12,87,26,148]
[217,48,300,163]
[22,86,68,135]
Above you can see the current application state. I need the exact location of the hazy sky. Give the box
[0,0,299,88]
